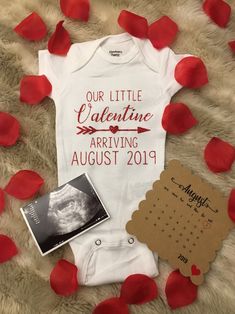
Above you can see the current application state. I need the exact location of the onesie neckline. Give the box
[96,33,140,64]
[66,33,144,72]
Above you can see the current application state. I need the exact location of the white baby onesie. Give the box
[38,32,189,286]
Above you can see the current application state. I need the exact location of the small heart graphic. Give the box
[110,126,119,134]
[191,265,201,276]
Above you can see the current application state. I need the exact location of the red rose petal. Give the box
[228,189,235,223]
[148,16,179,49]
[228,41,235,53]
[0,189,5,214]
[48,21,71,56]
[175,56,209,89]
[120,274,158,305]
[0,112,20,147]
[20,75,52,105]
[0,235,18,263]
[165,270,198,309]
[118,10,148,38]
[50,259,79,296]
[204,137,235,173]
[4,170,44,200]
[14,12,47,41]
[93,297,129,314]
[60,0,90,21]
[203,0,231,28]
[162,103,198,135]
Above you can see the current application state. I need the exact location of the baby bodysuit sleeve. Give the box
[141,40,191,98]
[158,46,191,98]
[38,50,67,100]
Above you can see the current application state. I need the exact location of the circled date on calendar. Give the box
[71,150,157,166]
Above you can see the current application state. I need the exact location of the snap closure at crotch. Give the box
[128,237,135,244]
[95,239,102,246]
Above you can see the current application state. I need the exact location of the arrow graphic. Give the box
[76,125,150,135]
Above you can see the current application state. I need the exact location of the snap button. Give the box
[95,239,102,246]
[128,237,135,244]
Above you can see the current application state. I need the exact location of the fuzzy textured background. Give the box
[0,0,235,313]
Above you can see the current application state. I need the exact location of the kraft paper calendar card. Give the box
[126,160,234,285]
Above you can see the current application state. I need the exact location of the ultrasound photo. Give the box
[20,174,110,255]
